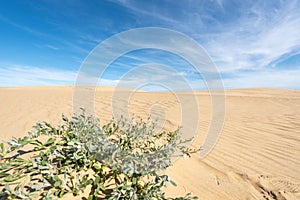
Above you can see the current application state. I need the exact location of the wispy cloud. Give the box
[44,45,60,51]
[203,0,300,73]
[0,14,89,54]
[111,0,178,23]
[0,65,77,86]
[0,14,48,38]
[106,0,300,89]
[0,0,299,90]
[222,68,300,89]
[34,44,60,51]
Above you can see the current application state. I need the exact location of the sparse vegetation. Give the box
[0,109,198,199]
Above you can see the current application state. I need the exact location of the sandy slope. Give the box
[0,86,299,200]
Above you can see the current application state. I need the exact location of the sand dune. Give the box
[0,86,299,200]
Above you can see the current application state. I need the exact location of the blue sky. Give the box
[0,0,300,90]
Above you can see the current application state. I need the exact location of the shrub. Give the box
[0,109,198,199]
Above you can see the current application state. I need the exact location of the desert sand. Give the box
[0,86,299,200]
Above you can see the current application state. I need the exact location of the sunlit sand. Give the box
[0,86,299,199]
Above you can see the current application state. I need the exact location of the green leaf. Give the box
[4,174,26,182]
[18,136,29,145]
[59,190,65,197]
[0,173,10,178]
[14,157,25,163]
[170,179,177,187]
[54,190,59,196]
[94,175,101,185]
[54,181,61,187]
[44,138,56,147]
[31,184,44,191]
[28,139,43,146]
[0,163,12,170]
[122,185,131,190]
[133,177,137,185]
[62,114,69,122]
[0,143,5,156]
[99,184,106,191]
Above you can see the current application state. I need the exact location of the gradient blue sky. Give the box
[0,0,299,90]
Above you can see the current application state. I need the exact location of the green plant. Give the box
[0,109,198,199]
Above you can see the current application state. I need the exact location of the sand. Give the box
[0,86,299,200]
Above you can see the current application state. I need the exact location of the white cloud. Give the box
[0,65,77,86]
[0,15,89,54]
[222,68,300,89]
[108,0,300,91]
[111,0,178,23]
[44,45,60,51]
[203,0,300,72]
[1,1,299,90]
